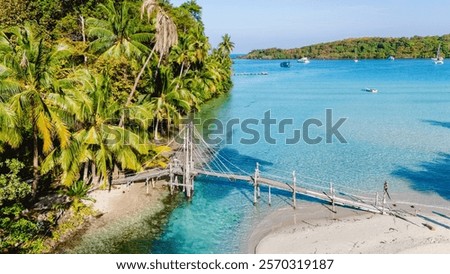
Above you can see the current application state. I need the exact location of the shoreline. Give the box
[55,181,450,254]
[54,181,179,253]
[250,202,450,254]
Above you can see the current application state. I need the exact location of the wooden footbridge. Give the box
[112,123,391,215]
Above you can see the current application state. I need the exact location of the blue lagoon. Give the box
[149,59,450,253]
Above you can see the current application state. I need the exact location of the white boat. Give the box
[432,44,444,64]
[297,57,310,64]
[362,88,378,93]
[354,49,359,63]
[434,58,444,65]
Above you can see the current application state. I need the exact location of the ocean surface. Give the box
[96,59,450,253]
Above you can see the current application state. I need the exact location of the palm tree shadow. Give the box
[422,120,450,129]
[216,148,273,174]
[392,153,450,200]
[433,211,450,221]
[417,214,450,230]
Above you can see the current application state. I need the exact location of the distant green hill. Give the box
[243,35,450,59]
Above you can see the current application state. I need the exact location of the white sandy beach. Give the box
[87,182,170,228]
[252,204,450,254]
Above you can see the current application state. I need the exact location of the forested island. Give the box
[243,35,450,59]
[0,0,233,253]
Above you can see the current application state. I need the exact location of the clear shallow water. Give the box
[141,59,450,253]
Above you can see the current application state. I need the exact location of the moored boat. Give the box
[280,61,291,68]
[432,44,444,65]
[297,57,310,64]
[362,88,378,93]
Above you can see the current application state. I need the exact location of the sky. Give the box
[170,0,450,53]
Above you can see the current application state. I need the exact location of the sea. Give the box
[78,59,450,254]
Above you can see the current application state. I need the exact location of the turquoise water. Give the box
[153,59,450,253]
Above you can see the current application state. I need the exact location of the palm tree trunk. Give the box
[113,163,123,179]
[80,16,88,66]
[166,119,171,142]
[92,162,100,186]
[32,126,40,198]
[119,45,157,127]
[179,62,185,79]
[153,53,164,80]
[154,119,160,141]
[83,161,89,183]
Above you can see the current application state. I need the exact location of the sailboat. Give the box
[353,49,359,63]
[432,44,444,65]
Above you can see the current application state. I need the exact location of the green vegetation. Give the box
[0,159,39,253]
[0,0,234,253]
[244,35,450,59]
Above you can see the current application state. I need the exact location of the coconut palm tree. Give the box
[121,0,179,127]
[86,0,152,59]
[171,26,208,79]
[0,23,72,197]
[219,34,235,55]
[43,70,151,186]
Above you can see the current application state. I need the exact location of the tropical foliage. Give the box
[0,0,234,253]
[244,35,450,59]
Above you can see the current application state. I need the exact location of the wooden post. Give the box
[169,162,174,195]
[268,186,272,206]
[382,189,386,215]
[375,192,379,208]
[292,171,297,209]
[184,124,191,198]
[146,178,149,194]
[190,122,195,194]
[253,181,257,205]
[190,122,194,170]
[184,122,194,199]
[253,162,259,206]
[152,178,155,188]
[330,181,335,212]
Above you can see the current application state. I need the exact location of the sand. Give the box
[54,182,171,253]
[252,203,450,254]
[87,182,169,228]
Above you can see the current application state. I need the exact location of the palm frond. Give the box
[49,110,70,149]
[85,127,100,145]
[116,147,142,171]
[36,110,53,154]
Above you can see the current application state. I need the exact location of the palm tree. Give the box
[141,0,178,56]
[219,34,235,55]
[121,0,179,127]
[171,26,208,79]
[0,23,72,197]
[86,0,152,59]
[43,70,151,186]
